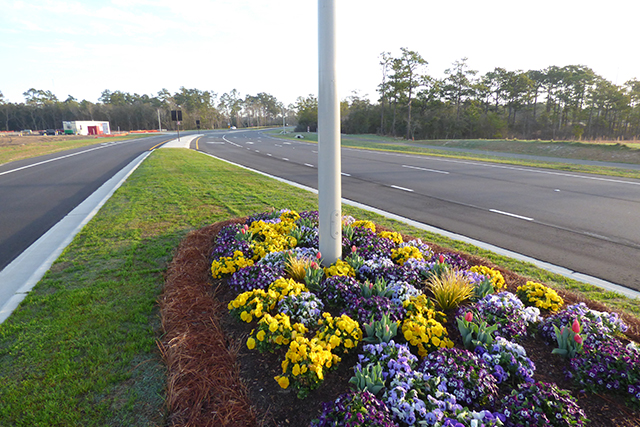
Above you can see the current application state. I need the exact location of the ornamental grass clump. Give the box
[284,251,313,281]
[311,390,399,427]
[500,382,588,427]
[246,312,308,352]
[516,281,564,312]
[227,263,282,294]
[568,339,640,409]
[418,347,499,408]
[426,269,474,311]
[277,291,324,327]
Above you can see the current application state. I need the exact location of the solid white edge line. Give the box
[0,151,152,324]
[489,209,534,221]
[195,150,640,300]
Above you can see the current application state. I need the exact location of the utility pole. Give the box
[318,0,341,265]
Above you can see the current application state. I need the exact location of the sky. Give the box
[1,0,639,106]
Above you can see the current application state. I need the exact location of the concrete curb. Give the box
[0,152,151,324]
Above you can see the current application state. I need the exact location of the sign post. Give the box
[171,110,182,141]
[318,0,341,265]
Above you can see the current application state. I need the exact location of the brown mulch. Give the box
[160,219,640,427]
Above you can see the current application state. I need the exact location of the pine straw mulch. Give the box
[159,219,640,427]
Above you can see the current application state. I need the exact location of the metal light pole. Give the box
[318,0,341,265]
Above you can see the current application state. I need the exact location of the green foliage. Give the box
[362,314,399,344]
[426,269,474,310]
[457,312,499,350]
[349,362,386,395]
[552,323,586,359]
[360,277,394,299]
[472,278,495,301]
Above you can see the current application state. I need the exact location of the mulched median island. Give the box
[160,209,640,427]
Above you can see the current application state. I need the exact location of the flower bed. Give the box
[162,211,640,427]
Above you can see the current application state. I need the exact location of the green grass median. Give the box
[0,148,637,426]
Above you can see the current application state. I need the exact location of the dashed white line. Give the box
[304,163,314,168]
[391,185,414,192]
[403,164,449,174]
[255,150,260,153]
[282,158,289,161]
[267,153,272,157]
[489,209,534,221]
[341,172,351,177]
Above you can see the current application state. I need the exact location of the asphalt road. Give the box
[0,134,175,271]
[195,129,640,293]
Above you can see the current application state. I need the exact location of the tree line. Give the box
[0,87,294,133]
[2,51,639,141]
[333,49,640,141]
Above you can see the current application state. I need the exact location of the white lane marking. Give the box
[246,141,254,145]
[312,150,318,153]
[255,150,260,153]
[391,185,414,192]
[267,153,272,157]
[403,164,449,174]
[489,209,534,221]
[275,144,283,147]
[344,147,640,187]
[282,158,289,161]
[0,140,131,177]
[222,135,241,147]
[283,142,291,145]
[341,172,351,177]
[304,163,314,168]
[554,189,561,192]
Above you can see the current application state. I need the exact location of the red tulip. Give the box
[351,245,357,253]
[311,261,318,269]
[572,319,581,334]
[464,312,473,322]
[316,252,322,260]
[574,334,583,345]
[438,254,445,264]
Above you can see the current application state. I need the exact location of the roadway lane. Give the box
[196,129,640,292]
[0,134,174,270]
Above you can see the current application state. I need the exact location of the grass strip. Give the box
[0,148,637,426]
[0,149,318,426]
[269,131,640,180]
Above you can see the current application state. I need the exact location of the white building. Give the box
[62,121,111,136]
